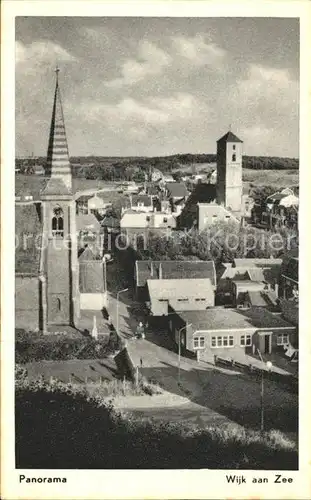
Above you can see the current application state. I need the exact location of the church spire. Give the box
[46,67,72,192]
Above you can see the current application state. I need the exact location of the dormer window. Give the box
[52,206,64,238]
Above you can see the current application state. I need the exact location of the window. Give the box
[233,145,236,150]
[177,298,189,302]
[240,334,252,346]
[211,335,234,348]
[193,336,205,349]
[163,217,168,223]
[277,334,289,345]
[146,216,150,222]
[195,298,206,302]
[78,201,88,215]
[57,298,61,312]
[232,154,236,162]
[52,206,64,238]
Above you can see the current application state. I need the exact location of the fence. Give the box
[214,355,298,392]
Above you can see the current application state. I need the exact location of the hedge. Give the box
[15,332,122,363]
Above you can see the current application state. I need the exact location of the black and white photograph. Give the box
[2,2,310,498]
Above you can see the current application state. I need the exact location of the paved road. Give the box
[106,287,298,434]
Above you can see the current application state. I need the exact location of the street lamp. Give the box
[260,360,273,432]
[178,323,192,385]
[102,255,108,293]
[116,288,128,335]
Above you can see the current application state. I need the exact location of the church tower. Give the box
[41,69,80,327]
[216,130,243,213]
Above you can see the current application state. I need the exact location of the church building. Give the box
[15,70,106,333]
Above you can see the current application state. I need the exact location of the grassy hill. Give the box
[16,377,298,470]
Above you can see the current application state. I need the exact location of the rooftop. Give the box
[233,258,282,268]
[176,307,295,332]
[165,182,189,198]
[76,213,101,232]
[15,204,42,274]
[136,260,216,287]
[79,260,105,293]
[131,195,153,206]
[41,177,72,196]
[217,131,243,143]
[76,194,93,202]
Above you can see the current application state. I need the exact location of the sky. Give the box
[15,17,299,158]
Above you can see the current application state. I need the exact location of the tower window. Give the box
[233,145,236,150]
[52,206,64,237]
[232,154,236,162]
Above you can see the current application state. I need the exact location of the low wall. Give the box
[214,355,298,392]
[114,347,136,381]
[15,275,40,330]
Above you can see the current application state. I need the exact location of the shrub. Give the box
[15,377,298,469]
[15,334,123,363]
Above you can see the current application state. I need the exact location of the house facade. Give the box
[169,307,297,362]
[197,203,239,231]
[147,278,214,316]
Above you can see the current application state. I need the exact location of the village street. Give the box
[105,257,298,436]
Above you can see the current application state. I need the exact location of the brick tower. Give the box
[216,130,243,213]
[40,68,80,327]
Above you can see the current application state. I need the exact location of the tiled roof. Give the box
[76,213,101,232]
[15,204,42,274]
[76,194,93,202]
[233,258,282,268]
[281,256,298,283]
[217,131,243,143]
[247,291,270,307]
[131,195,153,206]
[79,260,105,293]
[45,72,72,191]
[166,182,189,198]
[78,246,98,261]
[136,260,216,287]
[176,306,295,332]
[41,177,72,196]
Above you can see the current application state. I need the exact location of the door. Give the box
[264,334,271,354]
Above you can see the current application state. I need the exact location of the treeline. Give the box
[15,154,299,179]
[131,222,298,267]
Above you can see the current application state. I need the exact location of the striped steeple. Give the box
[46,68,72,192]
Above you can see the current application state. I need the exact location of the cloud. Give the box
[237,63,298,104]
[16,41,76,74]
[171,34,226,67]
[105,41,172,87]
[73,92,205,143]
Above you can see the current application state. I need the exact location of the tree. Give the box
[132,170,145,183]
